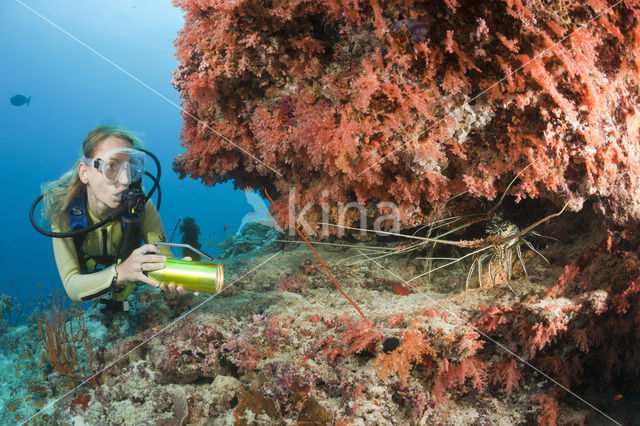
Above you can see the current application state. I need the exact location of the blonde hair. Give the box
[41,126,144,225]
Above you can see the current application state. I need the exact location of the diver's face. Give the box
[79,136,133,216]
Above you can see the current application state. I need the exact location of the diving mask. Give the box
[82,148,145,184]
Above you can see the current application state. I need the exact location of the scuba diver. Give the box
[31,126,199,313]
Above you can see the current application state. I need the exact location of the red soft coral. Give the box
[171,0,640,233]
[491,359,521,395]
[529,394,559,426]
[341,318,384,356]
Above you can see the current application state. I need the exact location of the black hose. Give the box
[30,193,124,238]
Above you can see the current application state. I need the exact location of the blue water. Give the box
[0,0,257,314]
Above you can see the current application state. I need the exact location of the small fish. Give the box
[10,94,31,106]
[613,394,623,401]
[223,224,229,231]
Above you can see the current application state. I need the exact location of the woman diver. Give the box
[37,126,197,312]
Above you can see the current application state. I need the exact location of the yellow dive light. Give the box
[148,242,224,294]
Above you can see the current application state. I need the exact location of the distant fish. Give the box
[10,94,31,106]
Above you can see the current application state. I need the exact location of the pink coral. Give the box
[172,0,640,232]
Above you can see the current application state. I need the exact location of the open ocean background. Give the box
[0,0,259,318]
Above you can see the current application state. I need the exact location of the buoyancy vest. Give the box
[66,190,143,297]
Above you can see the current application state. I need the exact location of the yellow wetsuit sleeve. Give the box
[52,227,116,303]
[53,199,172,303]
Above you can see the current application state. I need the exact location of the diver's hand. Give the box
[158,256,200,296]
[115,244,166,287]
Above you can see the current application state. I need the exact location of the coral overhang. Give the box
[172,0,640,231]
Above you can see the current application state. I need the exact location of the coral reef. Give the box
[10,1,640,424]
[172,0,640,231]
[15,206,638,424]
[217,221,279,259]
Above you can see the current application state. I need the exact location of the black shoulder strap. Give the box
[116,181,146,262]
[66,189,145,276]
[117,215,143,263]
[66,190,89,273]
